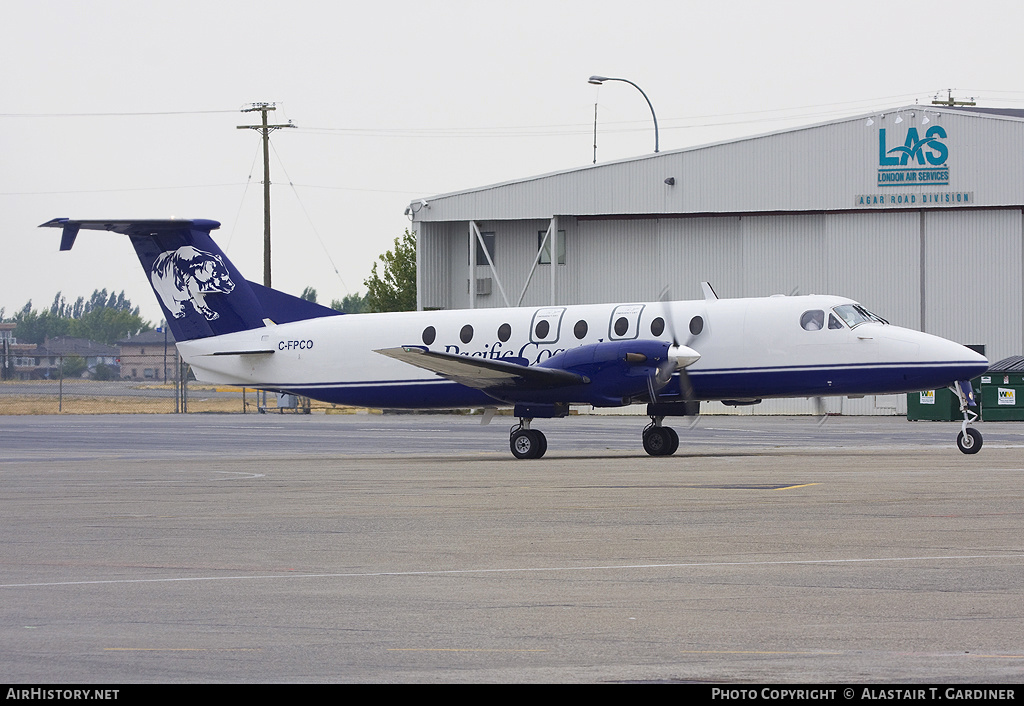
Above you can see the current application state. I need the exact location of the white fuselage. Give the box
[177,294,987,409]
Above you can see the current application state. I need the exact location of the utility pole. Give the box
[932,89,976,107]
[237,103,296,287]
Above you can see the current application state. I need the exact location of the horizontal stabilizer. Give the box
[40,218,222,250]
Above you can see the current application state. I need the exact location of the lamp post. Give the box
[588,75,659,153]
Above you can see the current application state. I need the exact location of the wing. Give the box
[375,346,588,393]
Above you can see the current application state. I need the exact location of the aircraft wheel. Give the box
[643,427,674,456]
[957,427,983,454]
[535,430,547,458]
[664,426,679,455]
[511,429,546,459]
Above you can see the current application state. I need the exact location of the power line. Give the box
[0,183,246,196]
[269,141,351,295]
[0,181,430,197]
[0,109,237,118]
[293,91,936,138]
[224,140,265,257]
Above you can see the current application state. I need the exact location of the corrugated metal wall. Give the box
[418,221,457,310]
[415,110,1024,222]
[923,208,1023,356]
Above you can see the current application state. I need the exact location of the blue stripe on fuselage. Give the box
[256,359,986,408]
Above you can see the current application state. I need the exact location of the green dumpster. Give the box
[907,386,963,421]
[978,356,1024,421]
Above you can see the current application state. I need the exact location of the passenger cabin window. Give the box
[800,310,825,331]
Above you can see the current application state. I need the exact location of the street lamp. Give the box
[588,75,659,153]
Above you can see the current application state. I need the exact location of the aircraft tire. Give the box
[511,429,546,459]
[664,426,679,455]
[957,428,983,454]
[534,430,548,458]
[643,427,674,456]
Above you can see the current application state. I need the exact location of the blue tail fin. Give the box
[40,218,340,342]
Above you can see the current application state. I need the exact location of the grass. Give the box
[0,381,371,415]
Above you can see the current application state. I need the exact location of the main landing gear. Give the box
[510,417,681,459]
[510,419,547,459]
[951,380,983,454]
[643,417,679,456]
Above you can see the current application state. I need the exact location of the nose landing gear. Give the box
[951,380,983,454]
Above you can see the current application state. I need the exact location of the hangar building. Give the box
[408,106,1024,414]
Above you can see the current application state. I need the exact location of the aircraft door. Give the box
[608,304,645,340]
[530,307,565,344]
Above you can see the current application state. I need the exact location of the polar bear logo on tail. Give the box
[151,246,235,321]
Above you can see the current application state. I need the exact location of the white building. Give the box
[409,106,1024,414]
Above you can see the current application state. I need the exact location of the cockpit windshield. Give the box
[833,304,889,328]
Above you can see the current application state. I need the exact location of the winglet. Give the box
[701,282,719,300]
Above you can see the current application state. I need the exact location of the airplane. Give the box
[41,217,990,458]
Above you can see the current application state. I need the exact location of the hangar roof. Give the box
[411,105,1024,223]
[947,106,1024,119]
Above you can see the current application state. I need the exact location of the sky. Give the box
[3,0,1024,326]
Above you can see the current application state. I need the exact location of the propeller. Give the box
[630,349,694,402]
[651,285,703,403]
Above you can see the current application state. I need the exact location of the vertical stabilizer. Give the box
[42,218,269,341]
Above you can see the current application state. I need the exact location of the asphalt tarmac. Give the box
[1,413,1022,683]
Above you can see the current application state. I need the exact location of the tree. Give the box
[12,289,150,345]
[70,306,150,344]
[300,286,318,303]
[12,306,70,344]
[330,292,367,314]
[364,229,416,313]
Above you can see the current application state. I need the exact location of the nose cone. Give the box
[929,333,988,378]
[958,344,990,378]
[894,327,989,387]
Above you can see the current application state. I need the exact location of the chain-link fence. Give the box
[0,355,322,414]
